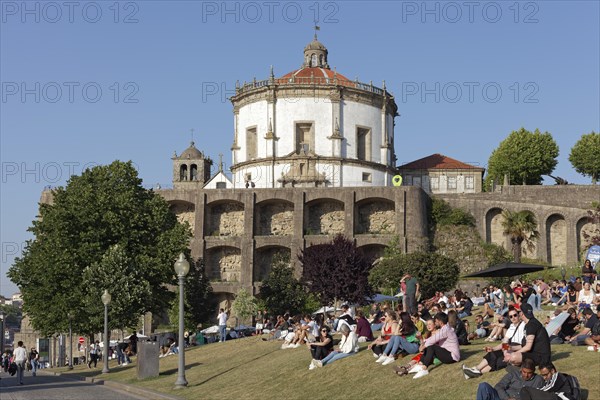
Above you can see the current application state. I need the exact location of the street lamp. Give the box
[0,311,5,356]
[101,289,111,374]
[68,312,73,370]
[174,252,190,389]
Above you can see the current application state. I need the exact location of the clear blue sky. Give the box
[1,1,599,297]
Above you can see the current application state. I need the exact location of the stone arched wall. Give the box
[576,216,596,261]
[255,200,294,236]
[546,214,567,266]
[355,198,395,234]
[359,244,387,265]
[169,200,196,235]
[305,199,345,235]
[485,207,505,247]
[213,292,236,325]
[205,246,242,282]
[254,246,291,282]
[206,201,244,236]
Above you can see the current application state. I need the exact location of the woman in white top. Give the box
[462,308,526,378]
[578,281,595,307]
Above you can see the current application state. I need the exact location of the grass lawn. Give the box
[57,330,599,400]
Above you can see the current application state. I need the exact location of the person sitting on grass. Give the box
[474,358,543,400]
[469,314,491,341]
[313,324,358,368]
[376,311,419,366]
[503,304,551,367]
[448,309,470,345]
[568,307,599,346]
[463,307,526,379]
[409,312,461,379]
[367,311,398,358]
[548,308,579,344]
[519,362,580,400]
[307,326,333,370]
[486,312,510,342]
[393,318,438,377]
[355,310,374,342]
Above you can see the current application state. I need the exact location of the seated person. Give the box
[469,314,491,341]
[262,315,289,341]
[412,313,426,337]
[475,359,543,400]
[448,310,469,345]
[367,311,397,357]
[584,309,600,348]
[334,304,356,332]
[581,259,596,284]
[548,308,579,344]
[463,307,526,378]
[307,326,333,370]
[368,303,384,332]
[485,313,510,342]
[457,295,474,319]
[355,310,374,342]
[314,324,358,367]
[557,285,578,310]
[410,312,461,379]
[504,304,551,367]
[568,307,599,346]
[376,311,420,366]
[519,362,580,400]
[393,318,437,377]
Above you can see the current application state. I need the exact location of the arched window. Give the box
[311,54,317,67]
[180,165,188,181]
[190,164,198,181]
[319,54,324,66]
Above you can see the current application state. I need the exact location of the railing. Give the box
[235,76,388,96]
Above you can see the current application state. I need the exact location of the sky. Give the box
[1,0,599,297]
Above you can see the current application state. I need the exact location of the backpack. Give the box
[563,373,581,400]
[8,362,17,376]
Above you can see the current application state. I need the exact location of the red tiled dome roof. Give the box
[278,67,352,85]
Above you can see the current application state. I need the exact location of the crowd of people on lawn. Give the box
[258,267,599,399]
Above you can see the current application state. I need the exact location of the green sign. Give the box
[392,175,403,186]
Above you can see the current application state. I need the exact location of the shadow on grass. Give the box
[551,352,570,361]
[159,362,203,376]
[188,348,280,387]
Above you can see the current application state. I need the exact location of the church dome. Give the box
[178,141,203,159]
[304,38,327,51]
[279,67,351,85]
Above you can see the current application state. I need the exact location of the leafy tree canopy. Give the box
[8,161,190,336]
[231,288,258,326]
[501,210,539,263]
[300,235,374,306]
[369,251,460,299]
[258,253,309,315]
[569,131,600,184]
[485,128,559,189]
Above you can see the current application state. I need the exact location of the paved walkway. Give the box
[0,370,178,400]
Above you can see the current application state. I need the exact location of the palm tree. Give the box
[501,210,539,263]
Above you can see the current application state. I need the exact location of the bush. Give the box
[431,198,475,227]
[369,251,460,299]
[258,253,310,315]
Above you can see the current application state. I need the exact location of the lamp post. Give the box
[174,253,190,389]
[101,289,111,374]
[68,312,73,370]
[0,311,5,356]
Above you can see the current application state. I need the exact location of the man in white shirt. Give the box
[14,341,27,385]
[217,308,228,342]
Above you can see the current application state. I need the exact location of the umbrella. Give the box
[368,294,398,303]
[201,325,220,334]
[463,262,548,278]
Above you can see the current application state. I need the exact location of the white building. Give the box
[227,35,399,189]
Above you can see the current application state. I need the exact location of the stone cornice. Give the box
[231,156,395,175]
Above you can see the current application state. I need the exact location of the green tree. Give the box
[231,288,258,327]
[185,258,214,327]
[82,245,152,331]
[257,253,309,315]
[369,251,459,299]
[485,128,559,189]
[501,210,539,263]
[569,132,600,184]
[8,161,190,337]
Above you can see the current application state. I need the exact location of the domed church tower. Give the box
[229,35,398,188]
[172,141,212,189]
